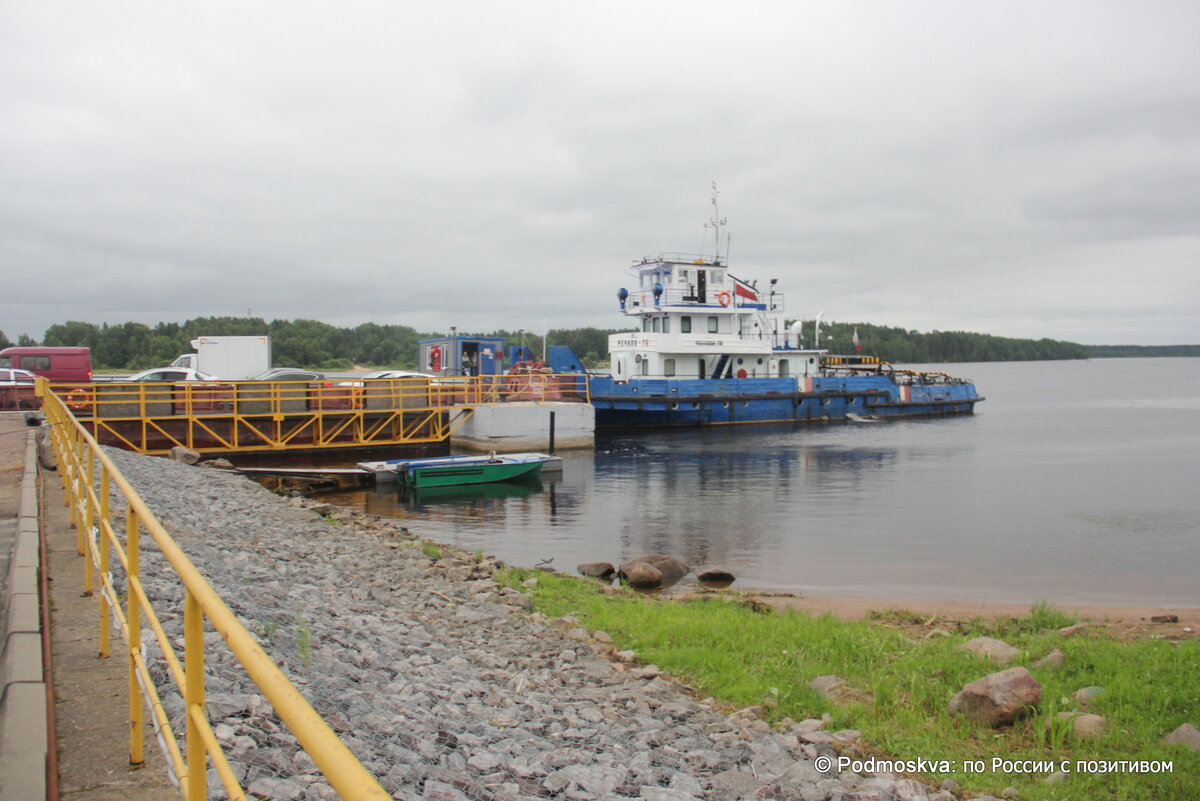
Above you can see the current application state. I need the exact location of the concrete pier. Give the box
[450,401,594,452]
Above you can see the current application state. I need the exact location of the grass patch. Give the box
[501,569,1198,800]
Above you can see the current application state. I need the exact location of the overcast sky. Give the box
[2,1,1198,347]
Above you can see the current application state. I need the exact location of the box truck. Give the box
[170,336,271,380]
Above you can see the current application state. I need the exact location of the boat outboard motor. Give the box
[617,287,628,310]
[653,283,663,306]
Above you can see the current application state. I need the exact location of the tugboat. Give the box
[588,190,984,427]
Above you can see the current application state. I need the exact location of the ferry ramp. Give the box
[37,373,590,456]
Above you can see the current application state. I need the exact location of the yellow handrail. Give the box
[44,373,591,454]
[38,378,391,800]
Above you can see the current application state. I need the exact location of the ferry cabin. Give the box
[609,255,823,383]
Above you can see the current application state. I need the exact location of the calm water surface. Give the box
[328,358,1200,607]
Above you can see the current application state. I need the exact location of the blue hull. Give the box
[589,374,982,428]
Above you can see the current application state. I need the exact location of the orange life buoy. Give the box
[66,387,92,411]
[716,291,732,307]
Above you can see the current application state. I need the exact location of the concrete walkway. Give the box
[1,413,46,801]
[0,413,175,801]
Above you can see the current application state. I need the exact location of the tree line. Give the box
[1,316,1095,371]
[812,322,1089,362]
[1084,344,1200,358]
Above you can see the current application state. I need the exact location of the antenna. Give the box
[704,181,726,264]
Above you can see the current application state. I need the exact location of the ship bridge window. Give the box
[707,316,719,333]
[679,268,691,284]
[779,359,789,377]
[652,317,660,333]
[662,316,670,333]
[642,318,651,332]
[681,316,692,333]
[712,270,724,284]
[664,358,676,376]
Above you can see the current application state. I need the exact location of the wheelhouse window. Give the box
[707,316,719,333]
[681,316,692,333]
[661,316,670,333]
[652,317,660,333]
[664,358,676,377]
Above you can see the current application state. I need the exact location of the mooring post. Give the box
[548,411,556,455]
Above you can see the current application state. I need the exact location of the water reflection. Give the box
[322,359,1200,606]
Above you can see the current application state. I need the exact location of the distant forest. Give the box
[1085,344,1200,358]
[0,316,1111,370]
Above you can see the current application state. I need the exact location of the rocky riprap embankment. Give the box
[100,447,965,801]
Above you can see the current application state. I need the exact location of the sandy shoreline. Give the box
[739,591,1200,639]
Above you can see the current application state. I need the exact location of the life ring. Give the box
[66,387,92,411]
[716,291,732,307]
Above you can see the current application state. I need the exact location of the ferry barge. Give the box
[588,198,984,427]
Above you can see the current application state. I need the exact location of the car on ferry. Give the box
[127,367,217,382]
[250,367,368,410]
[253,367,323,381]
[0,367,37,386]
[0,367,38,410]
[360,369,434,379]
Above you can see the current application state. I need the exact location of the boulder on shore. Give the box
[169,445,201,464]
[960,636,1021,664]
[618,554,689,585]
[1057,712,1107,739]
[199,458,235,470]
[1162,723,1200,751]
[1032,649,1065,671]
[577,562,615,580]
[949,667,1043,727]
[623,562,663,589]
[697,569,736,586]
[808,675,861,705]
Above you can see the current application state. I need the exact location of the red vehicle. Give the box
[0,346,93,382]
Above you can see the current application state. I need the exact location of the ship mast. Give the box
[704,181,726,265]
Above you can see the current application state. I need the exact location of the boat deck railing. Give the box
[624,286,784,312]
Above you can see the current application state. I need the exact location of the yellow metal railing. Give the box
[41,386,391,801]
[42,373,590,455]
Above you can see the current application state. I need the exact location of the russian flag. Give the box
[734,282,758,301]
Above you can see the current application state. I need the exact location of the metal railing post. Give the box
[79,439,94,596]
[127,506,145,769]
[183,590,206,801]
[98,469,111,659]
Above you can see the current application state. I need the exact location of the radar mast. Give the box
[704,181,726,265]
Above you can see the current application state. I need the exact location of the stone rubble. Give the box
[102,447,946,801]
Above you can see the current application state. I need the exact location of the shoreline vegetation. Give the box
[4,316,1196,372]
[499,567,1199,801]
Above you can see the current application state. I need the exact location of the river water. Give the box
[327,358,1200,607]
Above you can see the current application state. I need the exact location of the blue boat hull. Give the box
[589,374,982,428]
